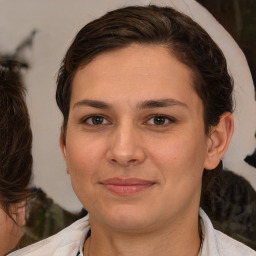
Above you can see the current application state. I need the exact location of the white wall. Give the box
[0,0,255,212]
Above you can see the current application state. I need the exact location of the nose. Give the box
[106,124,146,167]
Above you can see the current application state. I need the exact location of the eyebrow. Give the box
[73,99,111,109]
[136,99,188,109]
[73,98,188,110]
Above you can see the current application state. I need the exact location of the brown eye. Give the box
[153,116,167,125]
[146,115,174,126]
[84,116,108,125]
[91,116,104,125]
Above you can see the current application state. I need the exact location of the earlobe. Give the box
[204,112,234,170]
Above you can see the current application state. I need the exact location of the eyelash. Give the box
[81,115,110,125]
[80,114,176,127]
[145,115,176,126]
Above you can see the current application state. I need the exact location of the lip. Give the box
[100,177,155,195]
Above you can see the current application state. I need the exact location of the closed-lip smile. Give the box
[100,177,155,195]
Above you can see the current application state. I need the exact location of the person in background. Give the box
[0,60,33,256]
[9,5,256,256]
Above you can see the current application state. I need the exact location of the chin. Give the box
[96,204,156,232]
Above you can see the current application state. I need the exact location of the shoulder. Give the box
[200,209,256,256]
[8,215,90,256]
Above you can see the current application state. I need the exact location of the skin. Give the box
[61,44,233,256]
[0,203,25,256]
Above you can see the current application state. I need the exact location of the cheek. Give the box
[65,135,107,182]
[149,133,207,180]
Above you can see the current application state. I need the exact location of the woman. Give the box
[9,5,255,256]
[0,60,33,255]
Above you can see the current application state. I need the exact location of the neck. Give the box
[85,213,201,256]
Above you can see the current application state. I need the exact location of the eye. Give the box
[83,115,109,125]
[146,115,174,126]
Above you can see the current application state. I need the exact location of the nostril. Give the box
[110,158,137,166]
[111,159,118,164]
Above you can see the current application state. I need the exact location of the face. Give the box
[62,44,213,233]
[0,203,25,255]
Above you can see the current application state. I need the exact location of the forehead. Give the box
[71,44,201,110]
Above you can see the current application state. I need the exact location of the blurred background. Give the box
[197,0,256,89]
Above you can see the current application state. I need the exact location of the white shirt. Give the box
[8,209,256,256]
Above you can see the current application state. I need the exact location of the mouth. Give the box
[100,177,155,195]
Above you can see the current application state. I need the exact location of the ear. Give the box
[60,126,67,160]
[204,112,234,170]
[60,127,69,174]
[10,202,26,227]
